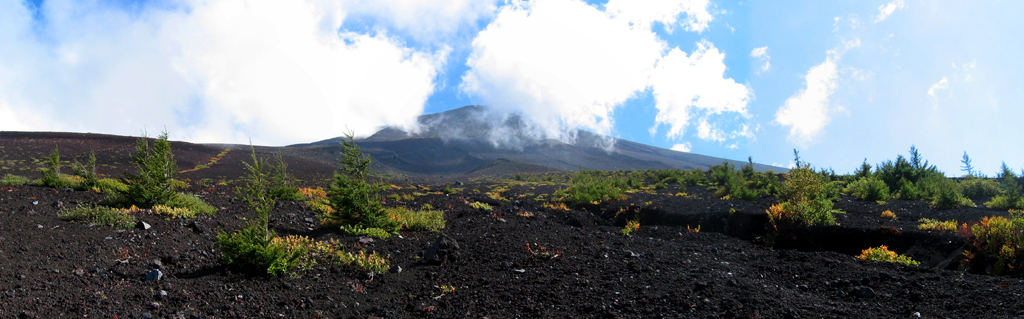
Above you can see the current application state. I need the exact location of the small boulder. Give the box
[144,269,163,281]
[186,221,205,234]
[422,235,460,265]
[136,221,151,230]
[849,286,875,298]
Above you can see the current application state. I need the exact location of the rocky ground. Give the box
[1,133,1024,318]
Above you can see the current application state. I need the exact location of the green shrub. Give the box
[269,154,304,201]
[71,152,99,190]
[218,225,302,276]
[121,132,177,208]
[857,245,920,266]
[768,164,843,226]
[385,206,445,231]
[0,174,30,186]
[152,205,198,218]
[40,146,68,188]
[558,170,627,204]
[94,178,128,193]
[929,177,975,209]
[845,176,890,201]
[469,201,492,211]
[962,211,1024,275]
[59,205,136,229]
[958,177,1002,198]
[985,163,1024,210]
[680,168,708,186]
[325,132,397,231]
[710,161,758,201]
[918,218,958,232]
[338,225,392,239]
[165,193,217,216]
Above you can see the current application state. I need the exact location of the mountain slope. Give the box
[290,105,785,176]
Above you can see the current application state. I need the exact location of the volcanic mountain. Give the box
[289,105,784,177]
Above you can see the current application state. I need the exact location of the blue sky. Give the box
[1,0,1021,176]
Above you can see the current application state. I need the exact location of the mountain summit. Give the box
[293,105,783,176]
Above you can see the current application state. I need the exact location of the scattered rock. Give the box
[51,201,62,208]
[73,268,84,276]
[304,217,315,223]
[389,265,402,273]
[499,261,511,270]
[18,311,38,319]
[151,259,164,269]
[31,201,37,206]
[149,302,161,309]
[849,286,875,298]
[513,269,526,274]
[422,235,460,265]
[187,221,205,234]
[144,269,163,281]
[141,312,153,319]
[358,236,374,244]
[454,180,464,186]
[136,221,151,230]
[157,290,168,300]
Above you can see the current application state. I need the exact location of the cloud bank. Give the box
[775,56,838,145]
[0,0,448,145]
[461,0,749,148]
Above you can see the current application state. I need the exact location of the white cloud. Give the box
[927,76,949,100]
[605,0,713,33]
[649,40,751,139]
[461,0,666,145]
[671,142,691,152]
[340,0,499,42]
[775,56,838,145]
[874,0,906,23]
[696,120,725,142]
[750,46,770,72]
[0,0,447,145]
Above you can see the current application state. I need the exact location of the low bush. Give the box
[679,168,708,186]
[59,205,136,229]
[385,206,445,232]
[165,193,217,216]
[70,152,99,190]
[768,164,843,226]
[339,225,393,239]
[1,174,30,186]
[94,178,129,194]
[960,210,1024,275]
[857,245,920,266]
[958,177,1002,198]
[985,163,1023,210]
[881,210,896,219]
[620,219,639,236]
[918,218,958,232]
[845,176,890,201]
[929,177,975,209]
[710,161,758,201]
[152,205,199,219]
[558,170,627,204]
[218,225,302,276]
[469,201,492,211]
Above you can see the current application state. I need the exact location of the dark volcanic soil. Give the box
[1,133,1023,318]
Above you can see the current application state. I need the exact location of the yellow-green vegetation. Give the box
[845,176,890,201]
[984,163,1023,210]
[917,218,958,232]
[469,201,492,211]
[857,245,920,266]
[299,187,333,214]
[556,170,630,205]
[152,205,198,218]
[219,145,310,276]
[388,194,402,201]
[385,206,445,232]
[269,235,391,275]
[961,210,1024,275]
[339,225,393,239]
[93,178,128,193]
[621,219,640,236]
[164,192,217,216]
[180,148,231,173]
[58,205,136,229]
[0,174,30,186]
[401,194,415,201]
[881,210,896,220]
[767,154,843,226]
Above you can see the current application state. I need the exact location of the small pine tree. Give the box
[40,146,63,187]
[72,152,99,189]
[325,132,396,231]
[121,131,177,208]
[238,145,274,236]
[961,152,975,177]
